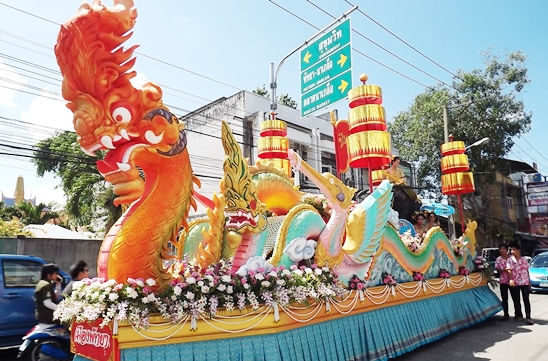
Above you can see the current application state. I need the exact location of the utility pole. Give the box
[269,6,358,119]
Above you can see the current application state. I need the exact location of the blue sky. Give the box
[0,0,547,206]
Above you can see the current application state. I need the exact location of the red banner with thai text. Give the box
[333,119,350,175]
[71,319,119,361]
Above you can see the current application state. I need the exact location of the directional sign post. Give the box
[300,18,352,117]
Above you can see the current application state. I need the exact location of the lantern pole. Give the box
[458,194,466,234]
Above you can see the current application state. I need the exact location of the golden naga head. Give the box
[54,0,190,205]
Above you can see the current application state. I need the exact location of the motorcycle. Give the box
[17,324,73,361]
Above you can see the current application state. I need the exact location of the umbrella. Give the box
[420,203,455,217]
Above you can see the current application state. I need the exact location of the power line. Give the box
[519,136,548,164]
[306,0,453,88]
[343,0,457,78]
[267,0,432,89]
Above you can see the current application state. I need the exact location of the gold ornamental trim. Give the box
[255,158,291,177]
[371,169,384,184]
[348,84,382,106]
[348,105,386,130]
[258,136,288,155]
[441,172,475,195]
[440,141,465,156]
[441,154,470,173]
[347,131,391,158]
[259,119,287,137]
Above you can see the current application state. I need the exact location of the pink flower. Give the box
[357,283,364,290]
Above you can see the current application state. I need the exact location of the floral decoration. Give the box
[473,255,498,287]
[400,230,425,253]
[54,259,346,329]
[348,275,366,290]
[450,236,467,257]
[382,273,397,286]
[439,269,451,279]
[412,271,425,282]
[301,193,331,219]
[458,266,469,276]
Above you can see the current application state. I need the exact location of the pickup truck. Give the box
[0,254,70,348]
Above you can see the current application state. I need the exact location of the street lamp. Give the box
[465,137,490,150]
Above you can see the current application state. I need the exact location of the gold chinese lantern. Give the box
[440,137,475,233]
[440,139,475,195]
[346,74,391,190]
[257,119,291,176]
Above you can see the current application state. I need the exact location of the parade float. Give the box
[53,2,502,360]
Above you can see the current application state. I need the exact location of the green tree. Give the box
[390,51,531,191]
[32,131,122,231]
[253,85,298,109]
[389,51,532,243]
[14,202,59,225]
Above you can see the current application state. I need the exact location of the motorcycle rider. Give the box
[63,260,89,298]
[35,263,62,324]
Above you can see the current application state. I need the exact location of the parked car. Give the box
[529,251,548,293]
[532,248,548,258]
[0,254,70,348]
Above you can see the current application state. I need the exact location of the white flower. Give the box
[261,281,271,287]
[269,271,278,278]
[217,284,227,291]
[146,279,156,287]
[322,267,329,272]
[226,285,234,294]
[185,291,195,300]
[205,275,214,281]
[173,285,182,296]
[305,268,313,274]
[255,273,265,281]
[293,270,303,276]
[186,277,196,284]
[171,295,177,301]
[127,288,138,299]
[198,281,204,287]
[72,281,84,290]
[221,275,231,283]
[276,279,285,286]
[314,268,322,276]
[146,294,156,302]
[201,286,210,293]
[109,293,119,301]
[135,279,145,287]
[98,294,106,303]
[282,269,291,277]
[243,283,250,289]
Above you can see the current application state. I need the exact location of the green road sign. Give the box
[301,69,352,117]
[300,18,351,72]
[300,18,352,117]
[301,44,352,94]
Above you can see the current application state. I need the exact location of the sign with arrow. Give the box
[300,18,352,117]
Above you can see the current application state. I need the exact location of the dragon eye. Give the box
[110,102,134,124]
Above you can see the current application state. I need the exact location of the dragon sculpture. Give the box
[55,0,479,291]
[55,0,199,289]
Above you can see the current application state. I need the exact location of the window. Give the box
[507,196,513,209]
[2,260,42,287]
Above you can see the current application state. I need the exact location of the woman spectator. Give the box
[507,242,533,325]
[495,243,511,320]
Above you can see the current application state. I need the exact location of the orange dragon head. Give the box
[54,0,191,205]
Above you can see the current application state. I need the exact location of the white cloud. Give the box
[0,61,26,107]
[20,90,74,141]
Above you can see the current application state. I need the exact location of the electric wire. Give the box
[305,0,453,88]
[343,0,457,78]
